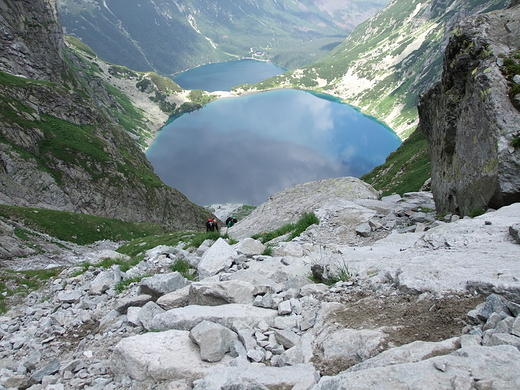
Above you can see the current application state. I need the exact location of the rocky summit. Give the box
[1,177,520,389]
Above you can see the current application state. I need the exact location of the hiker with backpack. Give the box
[225,217,237,228]
[206,218,219,232]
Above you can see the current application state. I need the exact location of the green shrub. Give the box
[511,135,520,149]
[115,274,149,294]
[252,212,319,243]
[170,259,196,281]
[470,208,485,218]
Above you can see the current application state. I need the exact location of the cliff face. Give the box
[0,0,66,82]
[418,3,520,216]
[0,0,208,230]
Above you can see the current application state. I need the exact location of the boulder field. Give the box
[1,178,520,389]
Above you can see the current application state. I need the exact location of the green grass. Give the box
[116,231,228,258]
[115,274,149,294]
[252,212,319,243]
[170,259,196,281]
[0,268,63,314]
[361,129,431,196]
[65,35,97,58]
[0,204,166,245]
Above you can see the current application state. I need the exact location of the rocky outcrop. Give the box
[0,0,66,83]
[419,3,520,216]
[228,177,379,240]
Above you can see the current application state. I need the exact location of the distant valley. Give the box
[56,0,389,75]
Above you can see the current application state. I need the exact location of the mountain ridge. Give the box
[56,0,389,75]
[240,0,510,139]
[0,0,210,230]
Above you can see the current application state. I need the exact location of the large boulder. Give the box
[139,272,190,298]
[197,238,236,278]
[110,330,233,386]
[228,177,379,240]
[188,280,255,306]
[151,304,279,331]
[192,363,318,390]
[418,4,520,216]
[313,345,520,389]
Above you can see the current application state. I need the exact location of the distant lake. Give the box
[147,60,401,206]
[173,59,287,91]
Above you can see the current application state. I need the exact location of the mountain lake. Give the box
[146,59,401,206]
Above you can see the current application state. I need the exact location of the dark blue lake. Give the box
[147,62,401,206]
[173,59,287,91]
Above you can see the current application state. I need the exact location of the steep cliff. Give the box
[0,0,209,230]
[0,0,66,83]
[418,2,520,216]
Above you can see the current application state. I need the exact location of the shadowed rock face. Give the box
[419,4,520,216]
[0,0,66,83]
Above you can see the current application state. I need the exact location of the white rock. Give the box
[192,363,318,390]
[110,330,233,385]
[197,238,236,278]
[151,304,278,331]
[313,346,520,390]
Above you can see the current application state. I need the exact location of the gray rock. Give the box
[274,329,300,349]
[189,280,255,306]
[198,238,236,278]
[316,328,387,369]
[56,290,82,304]
[418,5,520,216]
[487,332,520,348]
[347,337,460,372]
[510,224,520,244]
[192,363,318,390]
[278,300,292,315]
[89,271,116,295]
[478,294,511,322]
[314,346,520,389]
[137,301,165,331]
[126,306,141,327]
[30,358,60,383]
[156,285,191,310]
[355,222,371,237]
[139,272,190,298]
[151,304,278,331]
[114,294,153,314]
[235,238,266,258]
[110,330,233,384]
[189,320,238,362]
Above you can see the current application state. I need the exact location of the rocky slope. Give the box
[1,177,520,389]
[0,0,209,230]
[419,1,520,216]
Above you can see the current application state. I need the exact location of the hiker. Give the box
[226,217,237,228]
[206,218,219,232]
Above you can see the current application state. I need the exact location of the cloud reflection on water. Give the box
[146,89,400,206]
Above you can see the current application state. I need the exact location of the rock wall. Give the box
[0,0,66,82]
[419,3,520,216]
